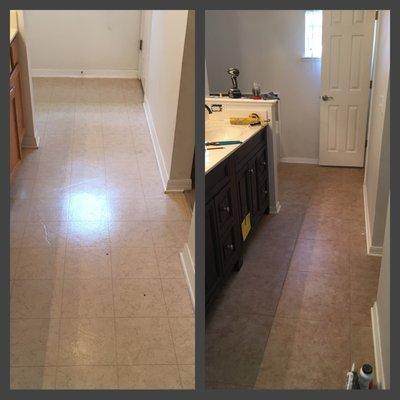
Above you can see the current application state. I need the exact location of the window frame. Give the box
[303,10,323,60]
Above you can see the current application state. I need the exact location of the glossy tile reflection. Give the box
[10,78,194,389]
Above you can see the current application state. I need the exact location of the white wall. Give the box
[25,10,141,76]
[181,208,195,307]
[170,10,195,182]
[143,10,193,191]
[205,10,321,162]
[364,10,390,253]
[372,196,390,388]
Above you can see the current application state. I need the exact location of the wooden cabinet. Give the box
[205,127,270,309]
[9,35,25,178]
[10,86,21,175]
[205,201,223,305]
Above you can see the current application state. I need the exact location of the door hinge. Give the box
[375,10,379,20]
[370,80,373,89]
[139,39,143,51]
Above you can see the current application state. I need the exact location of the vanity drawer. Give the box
[234,127,267,172]
[214,183,235,234]
[206,158,232,202]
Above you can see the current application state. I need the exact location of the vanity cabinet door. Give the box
[256,147,268,179]
[247,157,259,218]
[236,164,251,226]
[253,146,269,221]
[10,64,25,144]
[257,177,269,216]
[205,200,223,306]
[214,183,235,235]
[219,223,241,276]
[10,86,21,177]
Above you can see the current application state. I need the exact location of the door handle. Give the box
[321,95,334,101]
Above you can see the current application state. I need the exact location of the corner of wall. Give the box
[363,183,383,256]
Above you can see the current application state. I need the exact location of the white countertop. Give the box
[10,28,18,43]
[205,119,265,174]
[206,96,278,105]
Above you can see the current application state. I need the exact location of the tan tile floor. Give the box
[10,78,194,390]
[206,163,380,389]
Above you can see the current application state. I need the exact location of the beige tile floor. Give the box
[10,78,194,390]
[206,163,380,389]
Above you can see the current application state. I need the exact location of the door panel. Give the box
[319,10,375,167]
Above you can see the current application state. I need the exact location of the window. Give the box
[304,10,322,58]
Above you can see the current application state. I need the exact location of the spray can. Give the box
[358,364,373,389]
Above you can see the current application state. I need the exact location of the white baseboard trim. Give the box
[142,98,170,191]
[270,201,281,214]
[22,134,40,149]
[280,157,319,164]
[180,244,195,308]
[363,184,383,256]
[371,302,386,389]
[165,179,192,192]
[31,69,138,79]
[143,97,192,192]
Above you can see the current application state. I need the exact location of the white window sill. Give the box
[301,56,321,61]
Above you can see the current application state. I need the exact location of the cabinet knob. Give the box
[261,161,267,166]
[248,168,254,174]
[221,206,230,213]
[264,190,268,196]
[226,244,234,251]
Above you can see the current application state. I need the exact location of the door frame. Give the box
[138,10,152,93]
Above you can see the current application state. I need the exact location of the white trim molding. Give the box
[143,97,192,192]
[280,157,319,164]
[363,184,384,256]
[180,244,195,308]
[142,98,170,191]
[31,69,138,79]
[22,134,40,149]
[165,179,192,192]
[270,201,281,214]
[371,302,386,389]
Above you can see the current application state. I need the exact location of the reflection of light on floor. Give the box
[69,192,108,221]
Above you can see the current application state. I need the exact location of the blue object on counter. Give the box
[205,140,242,146]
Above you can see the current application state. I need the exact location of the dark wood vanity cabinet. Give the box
[205,201,223,303]
[10,35,25,178]
[205,127,270,308]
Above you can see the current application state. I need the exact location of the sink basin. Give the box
[205,124,244,142]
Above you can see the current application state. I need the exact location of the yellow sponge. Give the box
[229,113,269,126]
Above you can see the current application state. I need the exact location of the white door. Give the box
[138,10,152,92]
[319,10,375,167]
